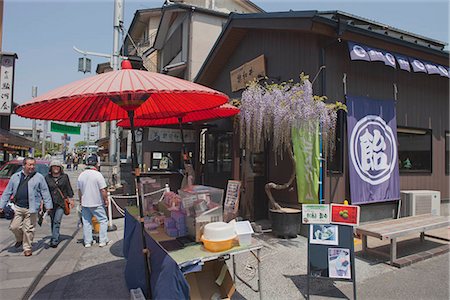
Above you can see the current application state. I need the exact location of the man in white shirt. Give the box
[77,156,111,248]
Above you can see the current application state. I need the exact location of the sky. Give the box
[2,0,449,147]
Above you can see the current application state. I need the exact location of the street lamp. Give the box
[78,56,91,73]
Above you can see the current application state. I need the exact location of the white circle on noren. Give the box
[352,45,367,58]
[413,59,425,70]
[349,115,397,185]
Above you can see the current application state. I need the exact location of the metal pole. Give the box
[107,191,117,231]
[109,0,122,164]
[129,110,152,299]
[126,130,132,162]
[109,0,123,188]
[31,86,37,157]
[41,121,47,157]
[87,123,91,152]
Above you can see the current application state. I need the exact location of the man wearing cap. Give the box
[45,160,75,248]
[77,156,111,247]
[0,157,53,256]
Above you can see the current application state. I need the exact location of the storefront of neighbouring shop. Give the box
[0,127,35,164]
[195,11,449,222]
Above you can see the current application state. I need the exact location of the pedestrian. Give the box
[77,155,112,248]
[66,154,72,171]
[0,157,53,256]
[45,160,75,248]
[73,154,79,170]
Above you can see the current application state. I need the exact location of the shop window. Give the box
[446,131,449,175]
[397,127,432,173]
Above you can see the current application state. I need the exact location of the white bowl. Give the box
[203,222,236,241]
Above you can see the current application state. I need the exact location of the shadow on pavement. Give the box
[355,237,448,265]
[110,239,124,258]
[31,260,129,300]
[0,234,73,254]
[285,274,350,299]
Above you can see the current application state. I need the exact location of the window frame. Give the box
[327,109,345,174]
[397,126,433,174]
[445,131,449,175]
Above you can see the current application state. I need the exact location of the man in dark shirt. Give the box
[14,172,30,209]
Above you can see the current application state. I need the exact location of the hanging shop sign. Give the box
[0,53,17,116]
[346,95,400,204]
[51,122,81,135]
[147,128,195,143]
[293,124,320,204]
[347,41,449,77]
[230,54,266,92]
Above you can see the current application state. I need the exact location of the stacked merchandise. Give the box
[179,185,224,242]
[164,210,187,237]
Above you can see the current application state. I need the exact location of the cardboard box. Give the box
[186,260,235,300]
[186,208,223,242]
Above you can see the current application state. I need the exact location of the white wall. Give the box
[190,13,226,80]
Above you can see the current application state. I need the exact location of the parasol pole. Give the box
[129,110,152,299]
[178,118,189,164]
[178,118,195,188]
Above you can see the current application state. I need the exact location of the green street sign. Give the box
[50,122,81,135]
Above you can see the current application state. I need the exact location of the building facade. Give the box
[195,11,449,221]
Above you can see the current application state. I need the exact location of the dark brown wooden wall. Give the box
[206,28,449,210]
[324,41,449,202]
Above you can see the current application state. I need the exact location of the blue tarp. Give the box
[123,210,190,299]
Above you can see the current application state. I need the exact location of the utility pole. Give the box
[110,0,123,187]
[31,86,37,157]
[73,0,124,188]
[41,120,47,157]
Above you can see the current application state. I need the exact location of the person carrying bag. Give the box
[0,157,53,257]
[45,160,74,248]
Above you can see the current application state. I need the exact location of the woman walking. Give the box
[45,160,74,248]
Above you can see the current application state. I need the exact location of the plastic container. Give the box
[201,236,235,252]
[179,185,224,217]
[234,221,254,246]
[203,222,236,241]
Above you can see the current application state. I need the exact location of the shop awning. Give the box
[0,128,36,150]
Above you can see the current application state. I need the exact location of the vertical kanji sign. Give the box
[0,53,17,116]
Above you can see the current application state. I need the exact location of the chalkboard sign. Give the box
[306,224,357,300]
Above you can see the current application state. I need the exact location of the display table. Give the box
[123,209,263,299]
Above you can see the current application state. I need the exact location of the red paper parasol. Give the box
[15,61,228,122]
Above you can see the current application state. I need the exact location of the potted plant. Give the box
[239,74,346,237]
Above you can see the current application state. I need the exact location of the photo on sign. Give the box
[310,224,338,245]
[328,248,351,279]
[330,204,360,226]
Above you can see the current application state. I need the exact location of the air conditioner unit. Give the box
[400,190,441,217]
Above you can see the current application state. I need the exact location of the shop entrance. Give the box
[203,132,233,189]
[241,151,269,221]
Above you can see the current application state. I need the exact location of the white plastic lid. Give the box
[234,221,254,235]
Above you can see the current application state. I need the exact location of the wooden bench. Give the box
[355,214,450,265]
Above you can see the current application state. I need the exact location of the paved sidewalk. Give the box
[0,211,128,300]
[0,211,80,299]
